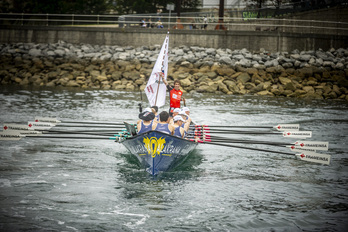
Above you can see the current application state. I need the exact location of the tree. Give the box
[113,0,200,14]
[7,0,111,14]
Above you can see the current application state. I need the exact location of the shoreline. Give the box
[0,41,347,101]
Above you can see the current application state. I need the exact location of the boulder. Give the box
[279,77,292,85]
[256,90,274,96]
[236,73,251,84]
[180,78,192,87]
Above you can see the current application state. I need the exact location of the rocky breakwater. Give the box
[0,41,347,101]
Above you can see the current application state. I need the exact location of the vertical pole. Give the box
[168,10,171,30]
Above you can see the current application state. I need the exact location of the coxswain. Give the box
[152,111,174,135]
[161,75,185,116]
[137,108,155,134]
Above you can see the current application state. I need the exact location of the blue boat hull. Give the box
[120,131,198,175]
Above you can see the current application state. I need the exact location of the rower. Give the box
[151,106,159,122]
[182,106,195,125]
[173,115,186,138]
[178,110,192,132]
[153,111,174,135]
[137,108,155,134]
[169,108,181,124]
[183,107,190,116]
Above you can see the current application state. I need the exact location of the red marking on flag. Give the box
[277,126,281,129]
[4,126,8,130]
[35,119,39,122]
[28,123,32,127]
[287,132,291,135]
[291,146,295,149]
[300,143,305,147]
[300,153,305,158]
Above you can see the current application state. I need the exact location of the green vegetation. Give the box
[2,0,200,14]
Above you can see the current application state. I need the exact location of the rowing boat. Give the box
[120,129,197,175]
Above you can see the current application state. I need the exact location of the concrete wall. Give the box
[0,25,347,52]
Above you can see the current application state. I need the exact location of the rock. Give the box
[66,80,80,87]
[28,49,42,56]
[218,81,229,94]
[256,90,274,96]
[219,56,233,65]
[180,78,192,87]
[279,77,292,85]
[224,80,239,93]
[303,86,315,94]
[236,73,251,84]
[97,75,108,82]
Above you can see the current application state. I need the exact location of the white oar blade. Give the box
[35,117,61,124]
[288,146,316,153]
[17,130,42,136]
[274,124,300,131]
[0,130,25,141]
[3,123,31,131]
[28,121,55,130]
[293,141,329,151]
[296,152,331,165]
[283,131,312,138]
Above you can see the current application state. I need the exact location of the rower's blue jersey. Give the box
[138,121,153,134]
[154,123,171,134]
[173,126,182,137]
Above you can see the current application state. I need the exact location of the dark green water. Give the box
[0,86,347,231]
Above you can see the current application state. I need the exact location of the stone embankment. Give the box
[0,41,347,101]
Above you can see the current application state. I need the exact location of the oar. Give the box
[191,127,312,139]
[190,130,312,138]
[190,124,300,131]
[0,130,124,141]
[188,134,329,151]
[34,116,125,126]
[192,140,330,165]
[3,123,129,137]
[41,130,120,137]
[26,121,127,129]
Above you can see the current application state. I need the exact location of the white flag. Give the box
[145,32,169,107]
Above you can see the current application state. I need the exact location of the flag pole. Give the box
[154,31,169,106]
[154,72,162,106]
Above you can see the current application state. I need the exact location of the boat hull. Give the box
[120,131,197,175]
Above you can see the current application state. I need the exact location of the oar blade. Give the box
[0,130,25,141]
[28,121,55,130]
[295,152,331,165]
[294,141,329,151]
[35,117,61,124]
[288,146,316,153]
[274,124,300,131]
[3,123,31,131]
[283,131,312,138]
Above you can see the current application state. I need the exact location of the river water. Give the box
[0,85,347,231]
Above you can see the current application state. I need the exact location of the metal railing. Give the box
[0,12,347,35]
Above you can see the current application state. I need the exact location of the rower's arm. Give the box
[184,117,192,132]
[151,120,158,130]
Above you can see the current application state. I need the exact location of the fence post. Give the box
[97,15,99,25]
[21,13,24,26]
[46,13,49,26]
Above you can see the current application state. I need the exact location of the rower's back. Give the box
[153,111,174,135]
